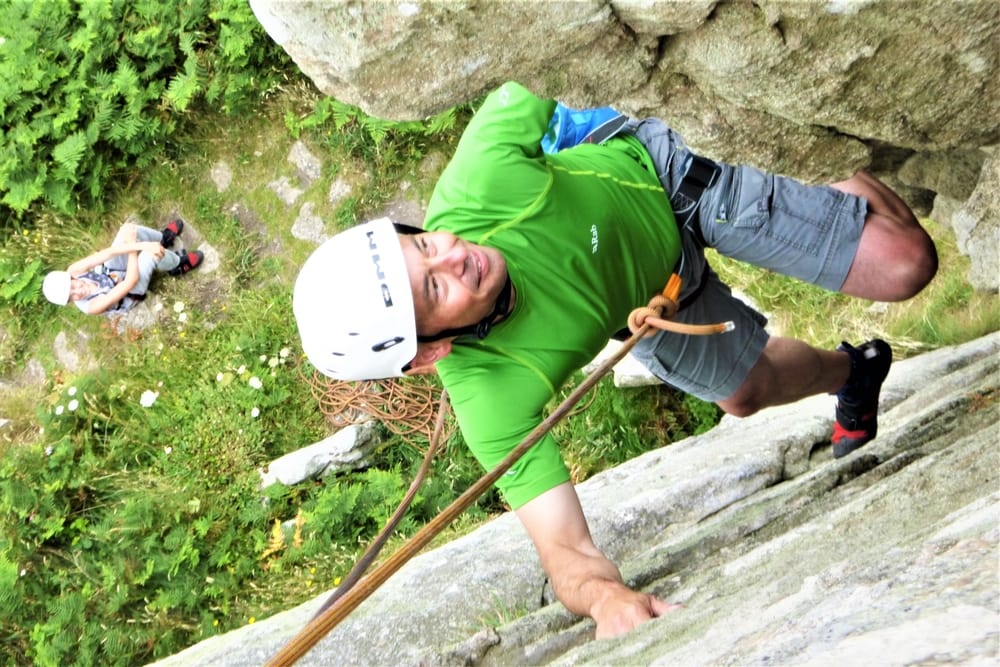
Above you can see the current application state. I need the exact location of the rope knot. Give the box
[626,273,735,338]
[627,294,680,337]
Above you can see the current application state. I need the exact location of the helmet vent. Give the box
[372,336,405,352]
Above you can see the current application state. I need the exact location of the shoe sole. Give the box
[833,436,870,458]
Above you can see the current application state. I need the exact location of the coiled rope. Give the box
[266,274,732,666]
[301,368,455,451]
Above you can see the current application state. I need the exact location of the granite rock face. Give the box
[149,333,1000,667]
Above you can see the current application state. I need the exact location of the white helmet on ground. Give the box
[294,218,417,381]
[42,271,71,306]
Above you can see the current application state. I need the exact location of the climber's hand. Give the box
[590,585,681,639]
[515,483,682,640]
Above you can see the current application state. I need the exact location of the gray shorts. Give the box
[625,119,867,402]
[106,225,178,295]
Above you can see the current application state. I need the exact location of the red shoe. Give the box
[169,249,203,276]
[160,218,185,247]
[832,339,892,458]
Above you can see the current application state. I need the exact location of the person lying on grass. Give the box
[43,218,203,316]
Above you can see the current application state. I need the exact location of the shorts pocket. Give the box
[731,169,774,230]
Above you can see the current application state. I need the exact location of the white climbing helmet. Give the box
[42,270,71,306]
[293,217,417,381]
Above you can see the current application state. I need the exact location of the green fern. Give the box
[85,100,114,141]
[126,23,166,56]
[426,107,459,134]
[99,629,131,664]
[0,258,42,306]
[178,31,196,59]
[2,175,45,215]
[0,552,20,616]
[111,56,140,97]
[42,179,74,214]
[330,99,358,129]
[165,69,201,112]
[67,24,97,56]
[107,112,143,143]
[52,91,82,132]
[51,130,88,172]
[363,117,394,146]
[0,0,294,219]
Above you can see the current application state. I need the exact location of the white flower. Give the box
[268,356,279,368]
[216,372,224,382]
[279,347,290,359]
[248,376,263,389]
[164,446,172,455]
[178,312,188,323]
[173,301,185,313]
[237,365,246,375]
[251,407,260,418]
[44,446,53,456]
[67,386,77,396]
[55,405,64,415]
[140,390,159,408]
[68,399,79,412]
[19,569,26,577]
[259,355,267,362]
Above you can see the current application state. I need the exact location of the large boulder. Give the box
[249,0,1000,289]
[952,150,1000,293]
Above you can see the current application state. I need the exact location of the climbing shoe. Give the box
[832,339,892,458]
[160,217,185,248]
[169,249,204,276]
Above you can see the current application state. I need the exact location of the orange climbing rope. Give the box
[266,274,731,666]
[301,365,455,451]
[627,273,734,337]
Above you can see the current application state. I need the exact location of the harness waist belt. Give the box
[611,153,721,342]
[672,153,720,247]
[678,154,720,200]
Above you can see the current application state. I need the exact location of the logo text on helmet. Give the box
[366,230,394,308]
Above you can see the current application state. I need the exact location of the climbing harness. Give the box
[266,276,732,667]
[628,273,733,337]
[670,153,721,245]
[667,152,722,314]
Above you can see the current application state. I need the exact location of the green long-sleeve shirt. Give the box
[425,82,680,508]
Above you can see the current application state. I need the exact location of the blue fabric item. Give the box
[541,103,627,154]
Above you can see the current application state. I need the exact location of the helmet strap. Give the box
[418,275,513,343]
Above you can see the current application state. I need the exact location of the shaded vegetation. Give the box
[0,0,291,223]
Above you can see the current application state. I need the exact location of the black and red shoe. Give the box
[832,339,892,458]
[160,217,185,248]
[169,249,204,276]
